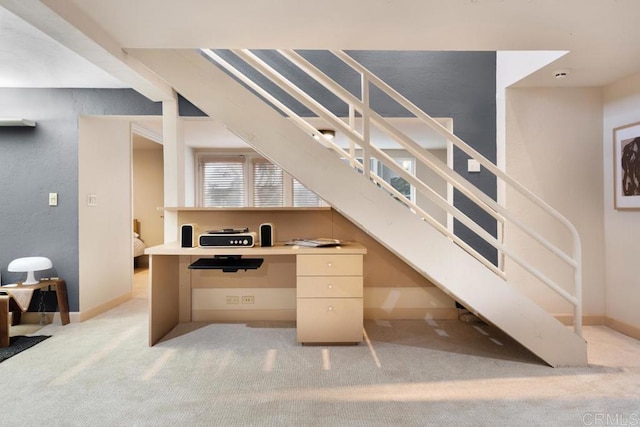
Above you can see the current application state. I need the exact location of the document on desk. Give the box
[285,238,343,247]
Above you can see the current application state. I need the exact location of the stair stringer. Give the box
[129,48,587,367]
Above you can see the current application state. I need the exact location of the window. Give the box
[293,179,323,207]
[253,159,283,207]
[197,152,326,207]
[200,156,245,207]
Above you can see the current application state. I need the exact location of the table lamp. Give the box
[7,256,53,285]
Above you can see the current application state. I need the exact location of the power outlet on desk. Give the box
[241,295,255,304]
[226,296,240,304]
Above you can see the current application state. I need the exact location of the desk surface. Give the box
[145,241,367,256]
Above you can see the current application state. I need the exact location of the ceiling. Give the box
[2,0,640,147]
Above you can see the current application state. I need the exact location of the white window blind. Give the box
[293,179,324,207]
[253,160,283,207]
[201,156,245,207]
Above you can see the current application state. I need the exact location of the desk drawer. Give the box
[297,254,362,276]
[296,298,363,343]
[297,276,362,298]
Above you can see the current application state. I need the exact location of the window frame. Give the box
[196,150,326,207]
[197,154,247,207]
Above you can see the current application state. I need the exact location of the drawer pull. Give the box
[327,284,333,289]
[328,306,334,312]
[327,262,332,268]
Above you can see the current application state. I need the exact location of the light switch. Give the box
[49,192,58,206]
[467,159,481,173]
[87,194,97,206]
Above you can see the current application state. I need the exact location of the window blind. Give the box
[293,179,325,207]
[201,157,245,207]
[253,160,283,207]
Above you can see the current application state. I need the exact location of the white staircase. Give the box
[129,48,587,367]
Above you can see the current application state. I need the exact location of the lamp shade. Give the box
[8,256,53,285]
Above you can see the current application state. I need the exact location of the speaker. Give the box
[259,223,274,247]
[181,224,197,248]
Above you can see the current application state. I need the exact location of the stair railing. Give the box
[200,48,583,337]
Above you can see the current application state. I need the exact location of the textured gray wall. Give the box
[0,89,160,311]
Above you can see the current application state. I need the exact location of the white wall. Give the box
[184,145,195,207]
[603,72,640,333]
[496,51,569,205]
[78,117,133,313]
[504,87,605,319]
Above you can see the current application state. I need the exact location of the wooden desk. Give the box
[0,279,70,348]
[145,242,366,346]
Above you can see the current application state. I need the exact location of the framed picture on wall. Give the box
[613,121,640,210]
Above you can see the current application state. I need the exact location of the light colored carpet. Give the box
[1,269,638,426]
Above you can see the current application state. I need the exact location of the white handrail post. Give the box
[362,75,371,179]
[349,105,356,169]
[574,243,583,337]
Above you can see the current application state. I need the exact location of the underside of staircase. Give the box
[129,48,587,367]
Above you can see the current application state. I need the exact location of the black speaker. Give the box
[259,223,274,247]
[181,224,197,248]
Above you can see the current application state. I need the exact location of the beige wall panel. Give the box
[331,211,438,288]
[177,208,334,243]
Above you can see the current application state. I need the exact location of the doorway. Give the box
[131,125,164,281]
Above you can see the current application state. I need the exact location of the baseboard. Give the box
[554,314,605,326]
[192,308,459,323]
[193,309,296,322]
[364,307,458,320]
[551,315,640,341]
[77,292,133,322]
[19,311,83,324]
[19,294,133,325]
[605,317,640,340]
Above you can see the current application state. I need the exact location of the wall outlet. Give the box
[49,192,58,206]
[226,296,240,304]
[241,295,255,304]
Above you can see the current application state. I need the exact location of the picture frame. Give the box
[613,121,640,210]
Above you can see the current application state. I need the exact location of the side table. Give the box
[0,279,70,348]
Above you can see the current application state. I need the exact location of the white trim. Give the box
[131,123,163,144]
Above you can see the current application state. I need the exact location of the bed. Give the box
[133,219,147,258]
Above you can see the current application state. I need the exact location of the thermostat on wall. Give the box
[467,159,481,173]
